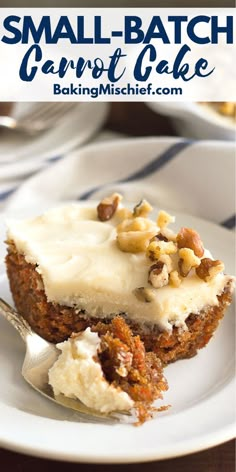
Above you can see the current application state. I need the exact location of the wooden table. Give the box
[0,102,235,471]
[0,440,235,471]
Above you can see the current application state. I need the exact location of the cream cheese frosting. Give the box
[6,203,232,331]
[48,327,133,413]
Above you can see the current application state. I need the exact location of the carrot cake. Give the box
[5,194,235,368]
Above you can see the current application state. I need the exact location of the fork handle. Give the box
[0,298,33,342]
[0,116,18,130]
[0,116,44,135]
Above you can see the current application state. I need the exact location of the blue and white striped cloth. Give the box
[1,134,235,230]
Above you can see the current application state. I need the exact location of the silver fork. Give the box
[0,298,132,424]
[0,103,78,135]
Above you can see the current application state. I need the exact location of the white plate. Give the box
[0,102,108,180]
[147,102,236,140]
[0,209,235,463]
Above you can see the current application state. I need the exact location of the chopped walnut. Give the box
[146,240,177,261]
[160,227,177,242]
[178,248,201,277]
[151,232,169,242]
[133,199,153,218]
[157,210,175,229]
[176,227,204,258]
[151,229,177,243]
[117,230,156,253]
[117,217,155,234]
[169,270,182,287]
[97,193,122,221]
[196,258,225,282]
[116,207,133,221]
[133,287,155,303]
[158,254,173,273]
[148,262,169,288]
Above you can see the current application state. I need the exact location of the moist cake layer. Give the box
[6,204,232,332]
[5,246,234,362]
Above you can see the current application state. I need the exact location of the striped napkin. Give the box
[1,135,235,230]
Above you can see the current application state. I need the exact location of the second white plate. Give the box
[0,102,108,179]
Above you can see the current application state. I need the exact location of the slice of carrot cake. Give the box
[5,194,235,365]
[48,316,168,423]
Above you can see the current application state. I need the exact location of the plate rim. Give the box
[0,423,234,464]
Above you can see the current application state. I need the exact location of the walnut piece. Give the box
[116,207,133,221]
[133,199,153,218]
[133,287,155,302]
[169,270,182,287]
[146,240,177,261]
[160,227,177,242]
[157,210,175,229]
[117,230,156,253]
[97,193,122,221]
[158,254,173,273]
[148,261,169,288]
[151,232,169,242]
[176,227,204,257]
[196,258,225,282]
[117,217,155,233]
[178,248,200,277]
